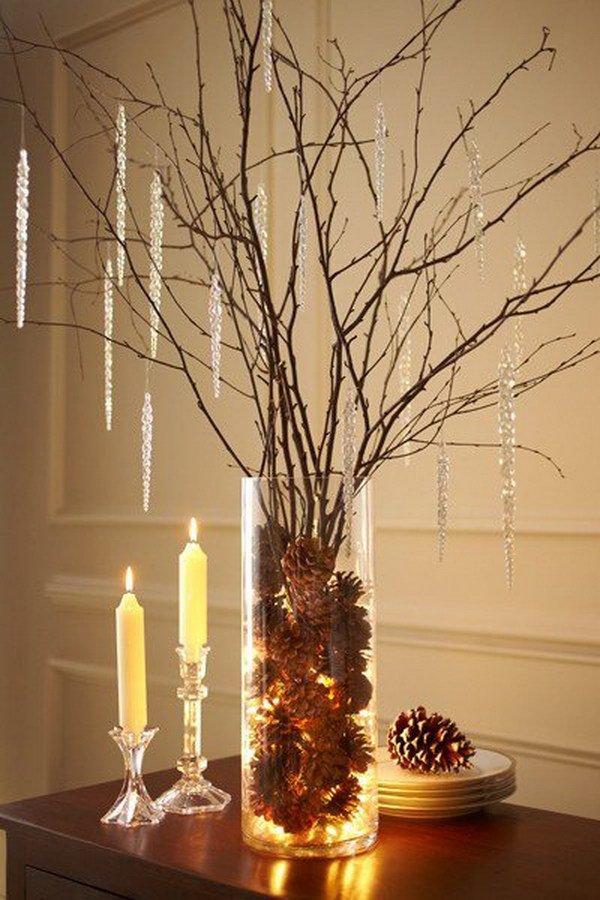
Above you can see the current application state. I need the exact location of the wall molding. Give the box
[47,508,600,535]
[47,656,600,773]
[46,575,600,668]
[47,657,238,709]
[59,0,185,50]
[375,720,600,772]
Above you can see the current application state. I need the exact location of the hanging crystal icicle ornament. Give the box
[342,382,357,556]
[149,169,164,360]
[262,0,273,93]
[104,259,114,432]
[498,347,516,589]
[115,104,127,288]
[467,137,485,280]
[437,436,450,562]
[15,146,29,330]
[398,295,412,465]
[253,183,269,361]
[253,183,268,267]
[297,192,308,308]
[141,368,154,514]
[209,265,222,399]
[375,101,386,223]
[512,236,527,367]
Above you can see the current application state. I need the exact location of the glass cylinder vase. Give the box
[241,475,378,858]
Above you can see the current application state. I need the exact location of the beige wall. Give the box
[0,9,598,886]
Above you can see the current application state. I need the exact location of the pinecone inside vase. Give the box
[387,706,475,774]
[247,532,375,836]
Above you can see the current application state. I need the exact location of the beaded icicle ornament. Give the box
[342,383,357,556]
[104,259,114,432]
[297,192,308,308]
[262,0,273,93]
[437,437,450,562]
[141,370,154,514]
[374,101,386,223]
[115,104,127,288]
[467,137,485,280]
[15,146,29,329]
[148,169,164,360]
[498,347,516,588]
[209,265,222,399]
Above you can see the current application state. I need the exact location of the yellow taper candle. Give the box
[116,567,148,736]
[179,517,208,661]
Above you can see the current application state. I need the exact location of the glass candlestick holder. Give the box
[101,726,165,827]
[156,645,231,815]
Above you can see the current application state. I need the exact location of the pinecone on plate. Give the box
[387,706,475,774]
[281,535,335,596]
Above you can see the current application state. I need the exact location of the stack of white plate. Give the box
[377,746,516,819]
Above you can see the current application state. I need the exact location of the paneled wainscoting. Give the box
[45,575,600,820]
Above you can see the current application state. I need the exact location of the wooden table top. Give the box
[0,756,598,900]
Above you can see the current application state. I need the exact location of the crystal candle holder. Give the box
[101,726,165,827]
[156,645,231,814]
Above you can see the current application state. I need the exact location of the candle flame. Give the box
[125,566,134,592]
[189,517,198,542]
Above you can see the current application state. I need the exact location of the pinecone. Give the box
[280,677,332,721]
[254,706,303,750]
[339,669,373,714]
[267,615,320,676]
[252,594,287,643]
[387,706,475,774]
[281,536,335,596]
[339,721,374,773]
[304,738,351,791]
[322,775,361,820]
[253,523,289,598]
[293,584,336,630]
[328,571,366,608]
[330,602,372,655]
[249,742,302,814]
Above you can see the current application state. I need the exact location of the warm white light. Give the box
[189,517,198,542]
[125,566,134,593]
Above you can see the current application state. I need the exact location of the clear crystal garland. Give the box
[498,347,516,588]
[209,265,222,399]
[141,366,154,513]
[262,0,273,93]
[103,259,114,432]
[594,177,600,274]
[398,295,412,464]
[148,169,164,360]
[15,146,29,330]
[342,383,357,555]
[297,192,308,308]
[374,101,386,222]
[512,236,527,366]
[437,436,450,562]
[467,137,485,280]
[115,104,127,288]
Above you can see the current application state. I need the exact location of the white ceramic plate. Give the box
[377,773,516,801]
[377,746,515,791]
[378,780,516,808]
[377,780,516,811]
[378,783,516,819]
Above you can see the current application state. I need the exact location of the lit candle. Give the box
[116,567,148,736]
[179,517,208,661]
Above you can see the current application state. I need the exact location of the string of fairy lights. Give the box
[15,2,594,587]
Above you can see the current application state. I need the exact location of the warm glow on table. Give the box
[179,517,208,661]
[115,566,148,736]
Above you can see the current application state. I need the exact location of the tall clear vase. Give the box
[241,475,378,858]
